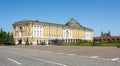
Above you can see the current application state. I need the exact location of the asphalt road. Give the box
[0,46,120,66]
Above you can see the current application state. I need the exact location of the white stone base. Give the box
[15,42,18,45]
[15,42,25,45]
[22,42,25,45]
[33,41,37,45]
[45,42,48,45]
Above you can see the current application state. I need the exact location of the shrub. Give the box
[25,38,29,45]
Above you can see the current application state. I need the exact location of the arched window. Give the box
[99,39,101,41]
[107,39,110,41]
[66,30,69,38]
[62,29,71,39]
[116,38,120,41]
[19,26,23,36]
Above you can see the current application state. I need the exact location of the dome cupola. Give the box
[65,18,83,28]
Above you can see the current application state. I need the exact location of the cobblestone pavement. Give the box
[11,45,120,60]
[0,46,120,66]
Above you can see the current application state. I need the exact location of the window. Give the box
[66,30,69,38]
[40,31,42,36]
[19,26,23,36]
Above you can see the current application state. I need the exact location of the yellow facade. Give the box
[13,18,93,45]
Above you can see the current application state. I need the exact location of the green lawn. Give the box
[57,42,120,46]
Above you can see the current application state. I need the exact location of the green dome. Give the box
[65,18,83,28]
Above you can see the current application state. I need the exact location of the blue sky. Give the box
[0,0,120,37]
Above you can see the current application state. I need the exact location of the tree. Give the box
[0,29,7,45]
[7,33,15,45]
[0,28,15,45]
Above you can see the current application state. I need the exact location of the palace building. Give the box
[13,18,93,45]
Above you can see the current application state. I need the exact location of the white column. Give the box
[41,25,44,37]
[36,25,37,37]
[39,25,40,37]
